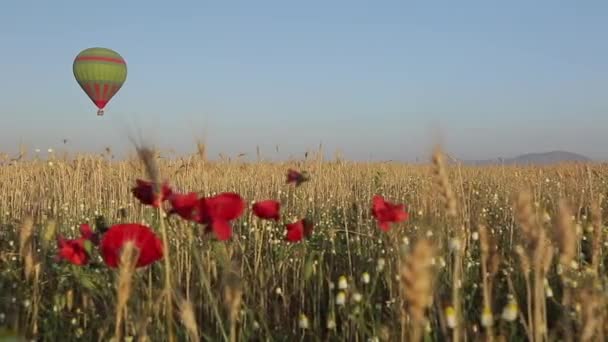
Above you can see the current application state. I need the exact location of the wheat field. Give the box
[0,146,606,341]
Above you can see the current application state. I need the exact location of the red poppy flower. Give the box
[286,169,309,187]
[99,224,163,268]
[198,193,245,241]
[56,237,89,265]
[168,192,200,221]
[79,223,99,245]
[371,195,408,232]
[56,224,98,265]
[199,193,245,222]
[285,218,313,242]
[252,200,281,220]
[131,179,173,208]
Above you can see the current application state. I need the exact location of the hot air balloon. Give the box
[73,47,127,116]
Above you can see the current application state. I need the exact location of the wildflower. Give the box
[361,272,370,284]
[131,179,172,208]
[377,258,386,272]
[327,317,336,329]
[198,192,245,241]
[336,291,346,306]
[501,298,518,322]
[286,169,310,186]
[570,260,579,270]
[449,238,462,252]
[298,313,309,329]
[56,238,89,265]
[352,292,363,303]
[252,200,281,221]
[371,195,408,231]
[79,224,99,245]
[481,307,493,327]
[445,306,457,328]
[167,192,200,221]
[56,224,98,265]
[337,275,348,290]
[544,278,553,298]
[99,224,163,268]
[285,218,313,242]
[471,231,479,241]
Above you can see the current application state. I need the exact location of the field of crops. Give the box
[0,146,606,341]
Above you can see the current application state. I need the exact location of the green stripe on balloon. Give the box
[76,47,124,58]
[73,63,126,84]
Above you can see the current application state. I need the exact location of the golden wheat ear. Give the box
[399,238,435,342]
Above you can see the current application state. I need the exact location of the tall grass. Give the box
[0,148,607,341]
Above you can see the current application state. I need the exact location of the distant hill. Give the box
[461,151,592,166]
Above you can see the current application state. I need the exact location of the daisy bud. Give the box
[298,313,309,329]
[449,238,461,252]
[501,299,518,322]
[327,318,336,330]
[361,272,370,284]
[336,291,346,306]
[471,231,479,241]
[445,306,457,328]
[481,307,493,327]
[377,258,386,272]
[337,275,348,290]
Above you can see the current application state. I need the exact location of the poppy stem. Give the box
[158,207,175,342]
[194,247,230,342]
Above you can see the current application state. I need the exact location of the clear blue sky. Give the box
[0,1,606,161]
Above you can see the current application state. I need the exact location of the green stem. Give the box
[158,208,175,342]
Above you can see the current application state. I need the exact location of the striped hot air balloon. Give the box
[73,47,127,116]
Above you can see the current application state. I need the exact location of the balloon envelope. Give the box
[73,47,127,115]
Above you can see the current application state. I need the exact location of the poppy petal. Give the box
[285,219,312,242]
[252,200,281,220]
[168,192,200,220]
[286,169,309,186]
[371,195,409,229]
[378,221,391,232]
[131,179,173,208]
[100,224,163,268]
[56,236,89,266]
[285,224,303,242]
[211,220,232,241]
[200,193,245,222]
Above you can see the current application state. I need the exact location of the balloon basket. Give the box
[97,109,104,116]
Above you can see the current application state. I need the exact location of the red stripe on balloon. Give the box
[94,84,101,100]
[75,56,125,64]
[109,84,120,99]
[95,99,108,109]
[102,84,110,100]
[85,83,96,99]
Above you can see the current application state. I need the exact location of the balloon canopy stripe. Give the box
[74,56,126,64]
[94,83,101,100]
[102,84,110,101]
